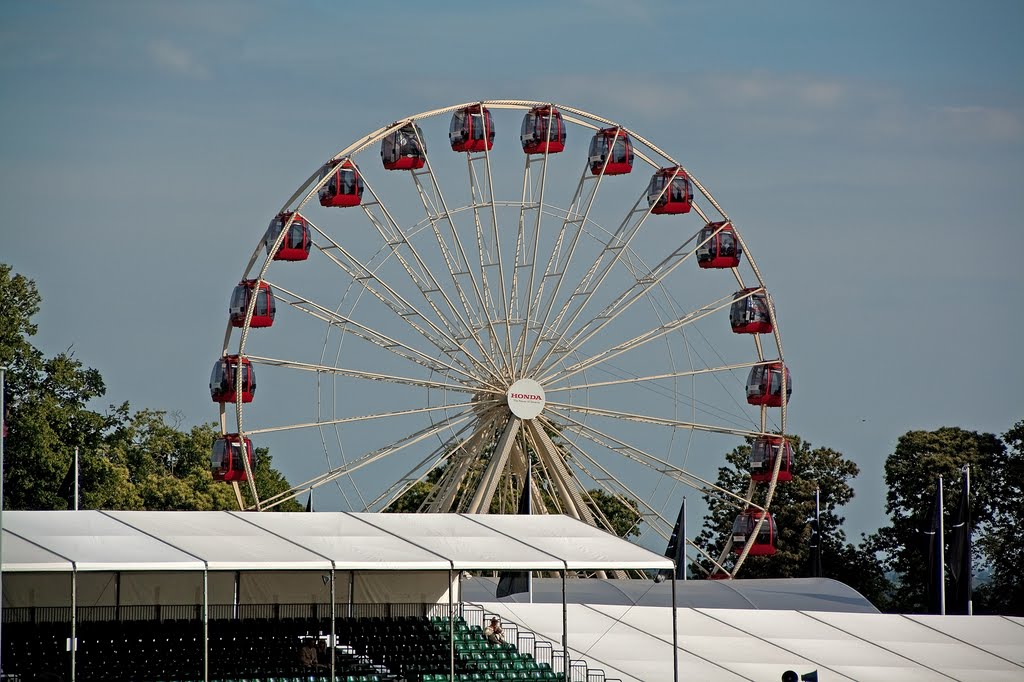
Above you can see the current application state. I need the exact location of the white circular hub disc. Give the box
[507,378,546,420]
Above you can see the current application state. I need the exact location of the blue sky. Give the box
[2,0,1022,546]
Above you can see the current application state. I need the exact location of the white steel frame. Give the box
[219,100,789,577]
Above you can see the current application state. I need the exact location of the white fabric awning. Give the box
[475,602,1024,682]
[0,510,673,573]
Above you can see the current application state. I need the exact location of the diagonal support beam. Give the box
[467,417,520,513]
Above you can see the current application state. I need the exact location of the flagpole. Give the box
[965,466,972,616]
[938,475,946,616]
[74,446,79,511]
[681,496,686,582]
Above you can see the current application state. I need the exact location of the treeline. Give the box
[0,264,301,512]
[693,423,1024,616]
[2,264,1021,614]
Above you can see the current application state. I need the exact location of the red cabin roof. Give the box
[746,362,791,407]
[730,289,772,335]
[381,122,426,171]
[588,128,633,176]
[732,509,777,556]
[450,105,495,153]
[229,280,275,329]
[319,159,363,208]
[749,436,793,483]
[212,434,254,482]
[266,212,311,262]
[696,221,742,269]
[647,167,693,215]
[210,355,256,404]
[521,106,566,155]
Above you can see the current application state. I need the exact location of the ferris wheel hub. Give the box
[506,378,546,420]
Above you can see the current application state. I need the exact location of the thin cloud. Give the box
[148,39,209,80]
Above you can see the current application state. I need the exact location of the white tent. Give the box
[473,601,1024,681]
[1,510,678,681]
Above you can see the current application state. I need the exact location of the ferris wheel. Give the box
[211,100,792,577]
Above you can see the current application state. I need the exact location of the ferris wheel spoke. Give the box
[356,177,505,381]
[269,282,492,388]
[538,291,737,387]
[526,189,655,377]
[512,133,556,374]
[256,406,477,510]
[307,219,499,381]
[536,228,713,374]
[244,400,489,437]
[364,416,483,512]
[544,361,765,393]
[556,439,671,540]
[548,440,659,540]
[245,354,482,394]
[407,142,510,378]
[546,396,764,441]
[464,141,515,371]
[521,163,610,374]
[541,411,760,512]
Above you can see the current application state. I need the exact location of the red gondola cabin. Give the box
[696,221,742,269]
[211,434,254,482]
[588,128,633,176]
[229,280,275,328]
[210,355,256,404]
[521,106,566,155]
[749,436,793,483]
[730,289,772,334]
[381,123,427,170]
[265,212,311,262]
[450,105,495,153]
[746,362,792,407]
[647,167,693,214]
[731,509,777,556]
[319,159,363,208]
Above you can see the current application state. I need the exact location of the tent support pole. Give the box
[562,567,568,682]
[672,573,679,682]
[449,566,455,682]
[330,565,336,682]
[203,565,209,682]
[71,563,77,682]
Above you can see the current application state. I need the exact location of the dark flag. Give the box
[305,489,314,513]
[496,465,532,599]
[924,477,944,614]
[808,488,823,578]
[947,467,972,615]
[656,497,686,582]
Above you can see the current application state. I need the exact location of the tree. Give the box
[1,264,300,512]
[973,419,1024,615]
[866,426,1013,614]
[693,435,889,604]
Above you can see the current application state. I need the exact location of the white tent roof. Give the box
[2,510,206,571]
[0,511,673,573]
[476,601,1024,682]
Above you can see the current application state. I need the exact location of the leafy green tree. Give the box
[586,488,642,538]
[693,435,888,604]
[1,264,300,512]
[973,419,1024,615]
[866,426,1011,614]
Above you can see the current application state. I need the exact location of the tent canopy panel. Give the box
[2,511,205,571]
[232,512,452,570]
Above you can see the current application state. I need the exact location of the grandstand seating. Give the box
[0,610,563,682]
